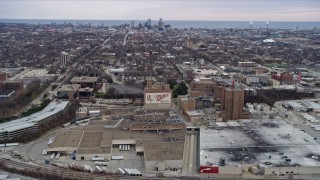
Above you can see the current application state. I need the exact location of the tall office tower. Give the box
[60,51,70,65]
[158,18,164,28]
[222,88,244,120]
[147,19,152,28]
[185,37,194,48]
[131,20,135,28]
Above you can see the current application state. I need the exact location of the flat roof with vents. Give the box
[200,119,320,167]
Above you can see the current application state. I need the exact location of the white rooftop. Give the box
[0,101,69,133]
[263,39,276,43]
[186,110,205,116]
[285,101,305,109]
[302,101,320,110]
[193,68,218,76]
[200,119,320,167]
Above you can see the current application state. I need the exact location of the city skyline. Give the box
[0,0,320,21]
[2,1,320,178]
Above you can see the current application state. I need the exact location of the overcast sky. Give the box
[0,0,319,21]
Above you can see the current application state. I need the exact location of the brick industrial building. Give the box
[213,86,244,120]
[0,73,23,95]
[144,80,172,110]
[222,88,244,120]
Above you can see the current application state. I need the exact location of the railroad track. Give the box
[0,158,175,180]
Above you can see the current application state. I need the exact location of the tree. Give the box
[173,82,188,98]
[106,75,113,83]
[167,79,177,89]
[106,87,117,98]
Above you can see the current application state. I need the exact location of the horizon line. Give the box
[1,18,320,23]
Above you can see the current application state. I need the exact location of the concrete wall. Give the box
[218,166,242,175]
[145,160,183,171]
[241,164,259,172]
[165,160,183,169]
[264,167,320,175]
[145,160,158,171]
[76,153,111,161]
[145,103,171,110]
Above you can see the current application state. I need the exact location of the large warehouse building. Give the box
[47,119,185,171]
[199,119,320,175]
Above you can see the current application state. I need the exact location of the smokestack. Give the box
[297,72,302,81]
[232,79,235,89]
[249,21,253,29]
